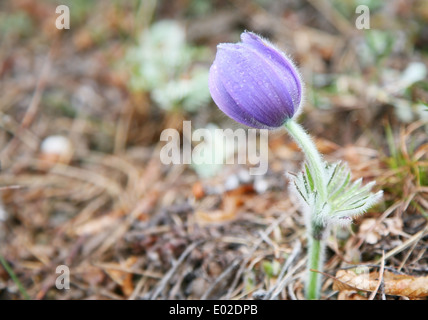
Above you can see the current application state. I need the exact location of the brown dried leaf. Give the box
[334,270,428,298]
[104,256,139,297]
[73,29,94,51]
[79,265,106,287]
[359,218,403,244]
[333,270,372,293]
[195,188,247,225]
[195,196,242,224]
[314,137,340,154]
[337,290,368,300]
[74,210,123,236]
[195,207,237,225]
[192,181,205,200]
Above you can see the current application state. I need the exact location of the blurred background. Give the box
[0,0,427,300]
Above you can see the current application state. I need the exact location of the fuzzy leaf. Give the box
[289,161,383,227]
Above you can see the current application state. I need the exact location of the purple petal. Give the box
[209,62,271,129]
[215,44,295,127]
[208,31,304,129]
[241,32,303,110]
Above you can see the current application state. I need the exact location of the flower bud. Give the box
[209,31,303,129]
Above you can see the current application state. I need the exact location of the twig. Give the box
[224,212,292,299]
[49,164,124,200]
[93,262,163,279]
[0,48,51,161]
[287,279,298,300]
[340,264,406,275]
[369,251,385,300]
[258,229,278,252]
[94,191,158,257]
[201,259,240,300]
[150,240,202,300]
[379,225,428,264]
[128,276,147,301]
[21,53,51,129]
[271,258,306,300]
[397,227,427,272]
[114,100,133,154]
[0,185,22,191]
[264,241,302,300]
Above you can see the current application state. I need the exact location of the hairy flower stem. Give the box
[306,225,327,300]
[284,120,327,202]
[284,119,329,300]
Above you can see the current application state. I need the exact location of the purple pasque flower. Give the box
[209,31,303,129]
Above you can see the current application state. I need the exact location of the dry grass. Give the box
[0,0,427,300]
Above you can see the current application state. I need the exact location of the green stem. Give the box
[284,119,329,300]
[306,227,326,300]
[284,119,327,202]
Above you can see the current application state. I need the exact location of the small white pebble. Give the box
[40,135,73,156]
[237,169,252,183]
[254,178,269,194]
[225,175,240,190]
